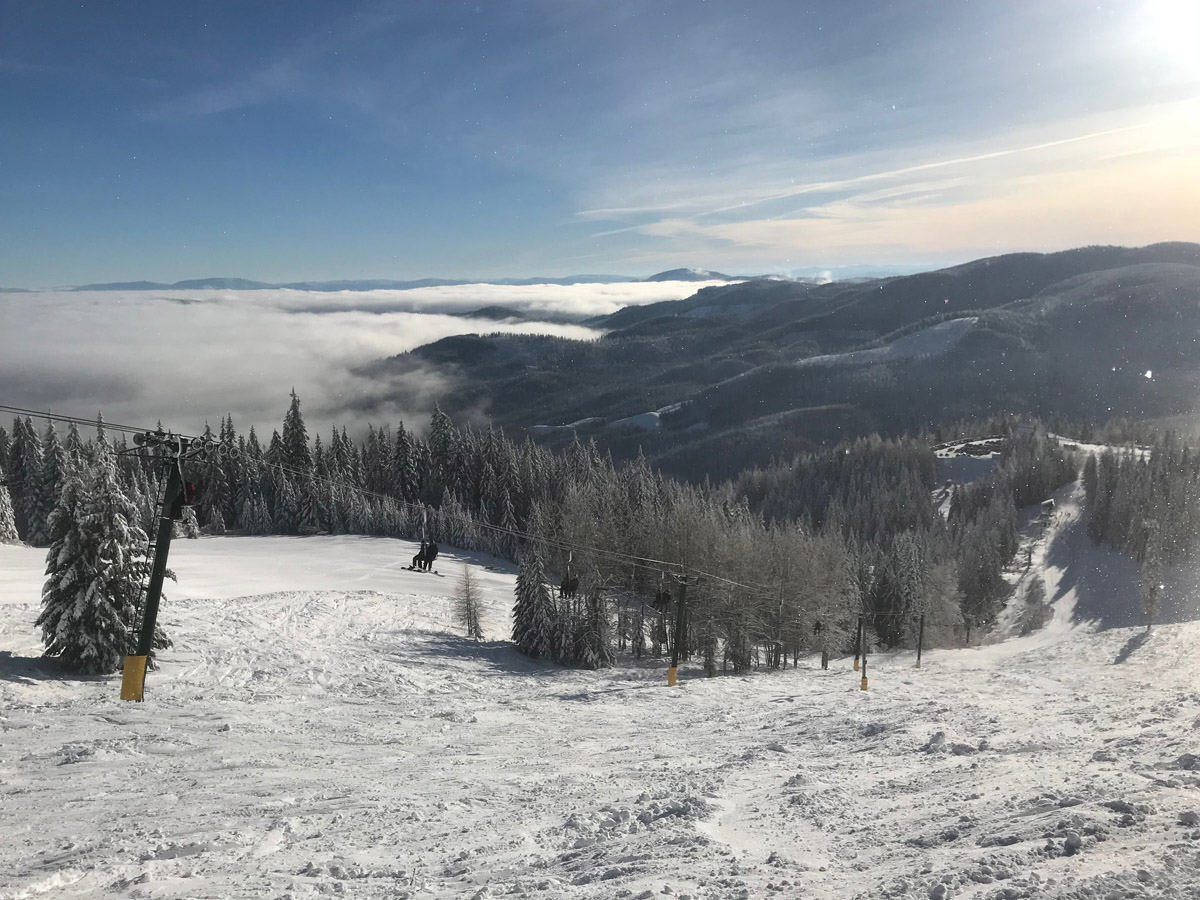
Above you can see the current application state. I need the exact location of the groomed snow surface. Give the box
[3,522,1200,899]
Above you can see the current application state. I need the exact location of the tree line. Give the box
[1,399,1079,674]
[1083,432,1200,627]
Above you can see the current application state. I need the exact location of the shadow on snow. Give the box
[0,650,108,685]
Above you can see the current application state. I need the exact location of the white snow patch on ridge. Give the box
[607,403,684,431]
[800,316,979,367]
[608,411,663,431]
[532,404,684,435]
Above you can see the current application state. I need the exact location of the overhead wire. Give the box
[0,403,189,439]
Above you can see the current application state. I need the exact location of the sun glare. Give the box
[1143,0,1200,79]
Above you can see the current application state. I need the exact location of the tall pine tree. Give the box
[281,390,313,473]
[37,449,153,674]
[27,422,66,547]
[6,417,42,541]
[0,482,19,543]
[512,548,556,660]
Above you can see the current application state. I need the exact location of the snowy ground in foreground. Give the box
[2,534,1200,900]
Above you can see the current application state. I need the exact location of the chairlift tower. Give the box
[120,430,236,701]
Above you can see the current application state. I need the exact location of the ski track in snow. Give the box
[2,533,1200,899]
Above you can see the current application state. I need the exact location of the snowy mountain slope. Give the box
[798,317,979,368]
[2,536,1199,899]
[405,245,1200,483]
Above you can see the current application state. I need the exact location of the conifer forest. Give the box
[0,393,1175,675]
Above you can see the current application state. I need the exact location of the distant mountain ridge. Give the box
[643,268,736,282]
[66,270,748,292]
[68,275,642,292]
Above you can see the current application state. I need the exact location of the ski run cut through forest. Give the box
[3,487,1200,900]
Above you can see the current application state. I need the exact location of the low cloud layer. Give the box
[0,281,719,438]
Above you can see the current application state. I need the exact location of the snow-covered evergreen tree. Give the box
[26,422,66,547]
[297,474,320,534]
[240,492,271,535]
[578,588,614,669]
[553,594,577,665]
[0,482,19,544]
[206,507,227,535]
[393,424,419,502]
[281,389,313,473]
[37,449,150,674]
[245,426,263,459]
[63,422,85,459]
[273,474,301,534]
[195,422,230,529]
[512,548,555,660]
[426,406,461,501]
[265,429,284,466]
[5,416,42,541]
[344,486,364,535]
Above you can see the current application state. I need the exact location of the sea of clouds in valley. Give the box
[0,281,721,437]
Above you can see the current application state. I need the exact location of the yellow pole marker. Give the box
[860,656,869,691]
[667,666,678,687]
[121,655,148,702]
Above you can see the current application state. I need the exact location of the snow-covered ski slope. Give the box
[798,317,979,368]
[3,532,1199,900]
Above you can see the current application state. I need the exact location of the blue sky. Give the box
[2,0,1197,286]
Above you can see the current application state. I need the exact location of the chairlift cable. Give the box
[0,403,187,440]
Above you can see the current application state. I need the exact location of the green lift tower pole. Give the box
[122,448,186,701]
[121,430,225,701]
[136,460,182,658]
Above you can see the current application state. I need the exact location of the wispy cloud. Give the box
[579,99,1200,268]
[146,60,305,119]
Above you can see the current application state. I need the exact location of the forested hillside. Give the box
[372,243,1200,482]
[4,398,1105,673]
